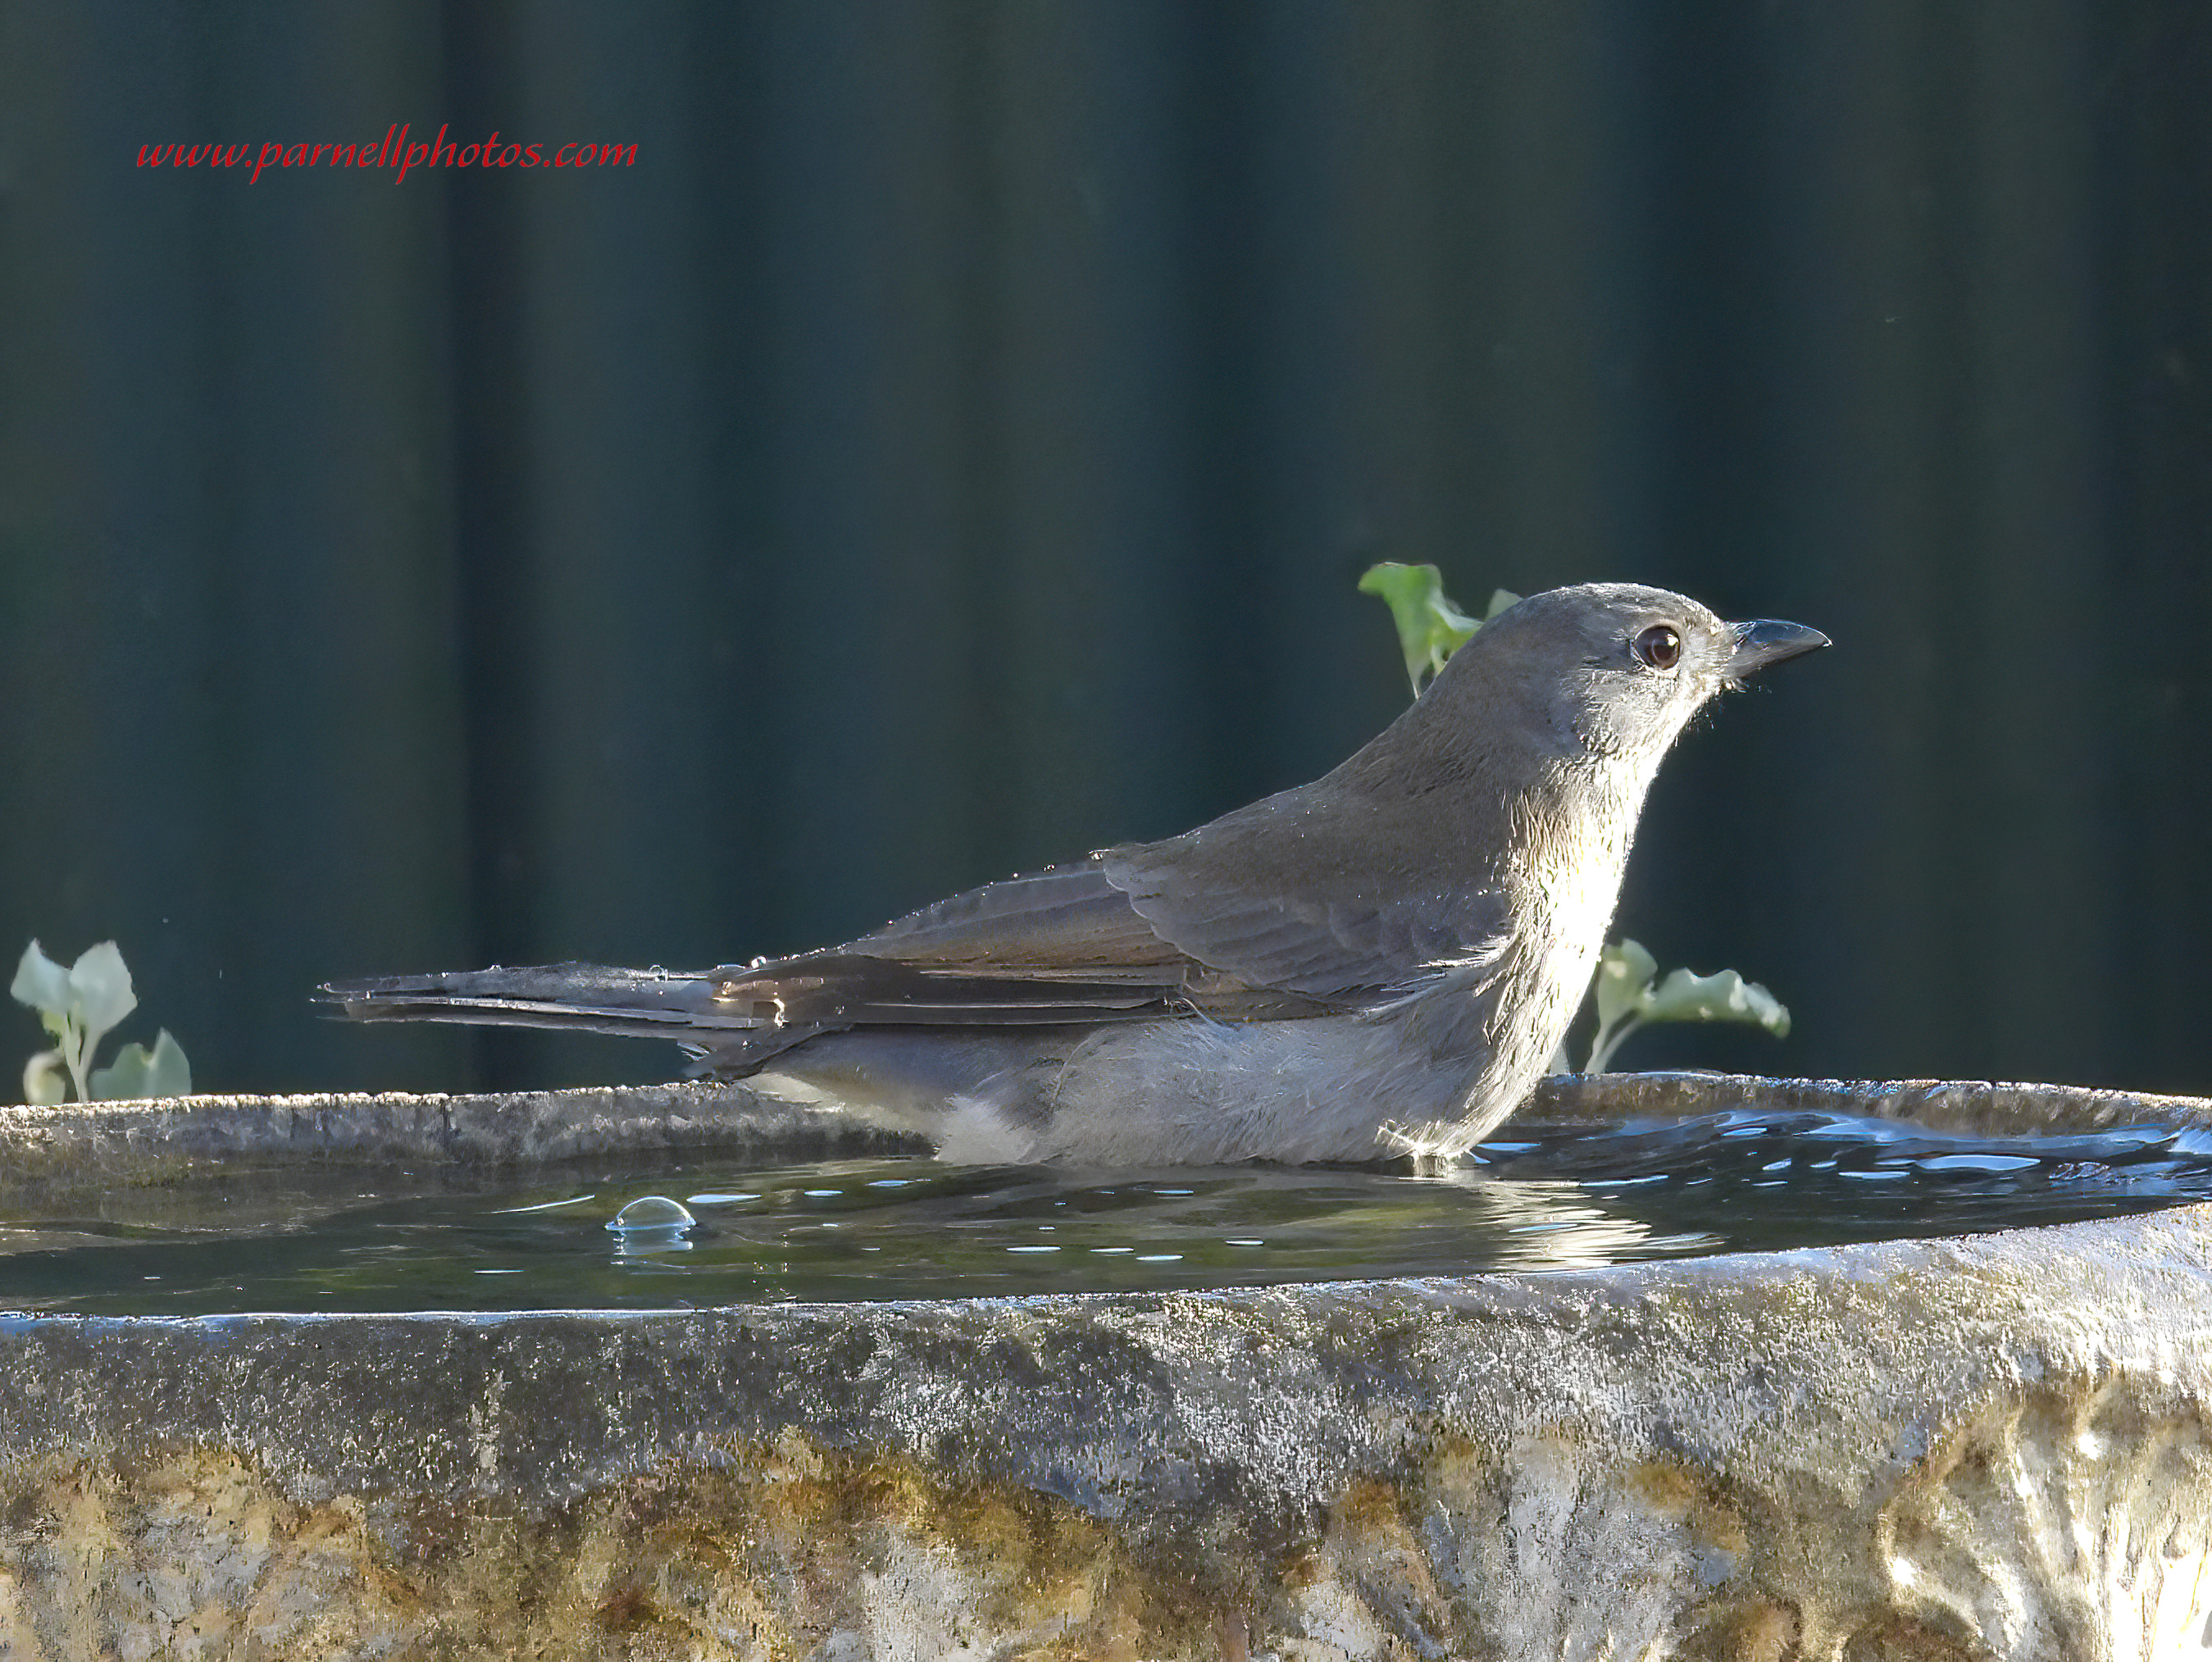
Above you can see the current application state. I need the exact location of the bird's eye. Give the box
[1633,624,1682,671]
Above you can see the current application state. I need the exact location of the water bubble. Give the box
[686,1192,760,1205]
[607,1196,697,1235]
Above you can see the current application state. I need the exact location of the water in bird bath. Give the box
[0,1107,2205,1317]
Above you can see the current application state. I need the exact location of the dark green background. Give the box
[3,2,2208,1098]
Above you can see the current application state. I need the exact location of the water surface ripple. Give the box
[0,1109,2203,1314]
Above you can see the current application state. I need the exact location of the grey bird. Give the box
[327,584,1826,1163]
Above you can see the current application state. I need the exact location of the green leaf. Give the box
[22,1050,66,1107]
[1357,564,1523,697]
[66,941,137,1049]
[89,1028,192,1101]
[16,940,158,1103]
[1584,938,1789,1072]
[10,940,71,1016]
[149,1028,193,1095]
[1592,937,1659,1034]
[1359,563,1481,694]
[1642,967,1791,1038]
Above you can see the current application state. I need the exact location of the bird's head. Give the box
[1426,581,1829,774]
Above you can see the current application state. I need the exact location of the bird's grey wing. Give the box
[847,863,1186,975]
[327,861,1340,1077]
[1095,810,1513,1002]
[710,860,1341,1028]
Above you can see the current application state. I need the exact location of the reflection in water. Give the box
[1410,1165,1691,1269]
[0,1109,2201,1315]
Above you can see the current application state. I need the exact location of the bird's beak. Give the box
[1725,618,1830,677]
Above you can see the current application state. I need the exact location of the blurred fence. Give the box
[2,1,2208,1096]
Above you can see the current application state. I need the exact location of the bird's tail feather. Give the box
[321,962,753,1044]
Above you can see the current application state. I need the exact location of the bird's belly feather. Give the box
[758,1009,1499,1164]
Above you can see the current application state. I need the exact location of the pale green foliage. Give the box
[1584,938,1789,1072]
[1359,565,1795,1074]
[1357,562,1519,696]
[12,940,191,1104]
[90,1029,194,1102]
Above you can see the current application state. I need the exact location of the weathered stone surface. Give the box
[0,1076,2204,1658]
[1534,1069,2212,1137]
[0,1080,917,1197]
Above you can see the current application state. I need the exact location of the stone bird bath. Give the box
[0,1072,2202,1659]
